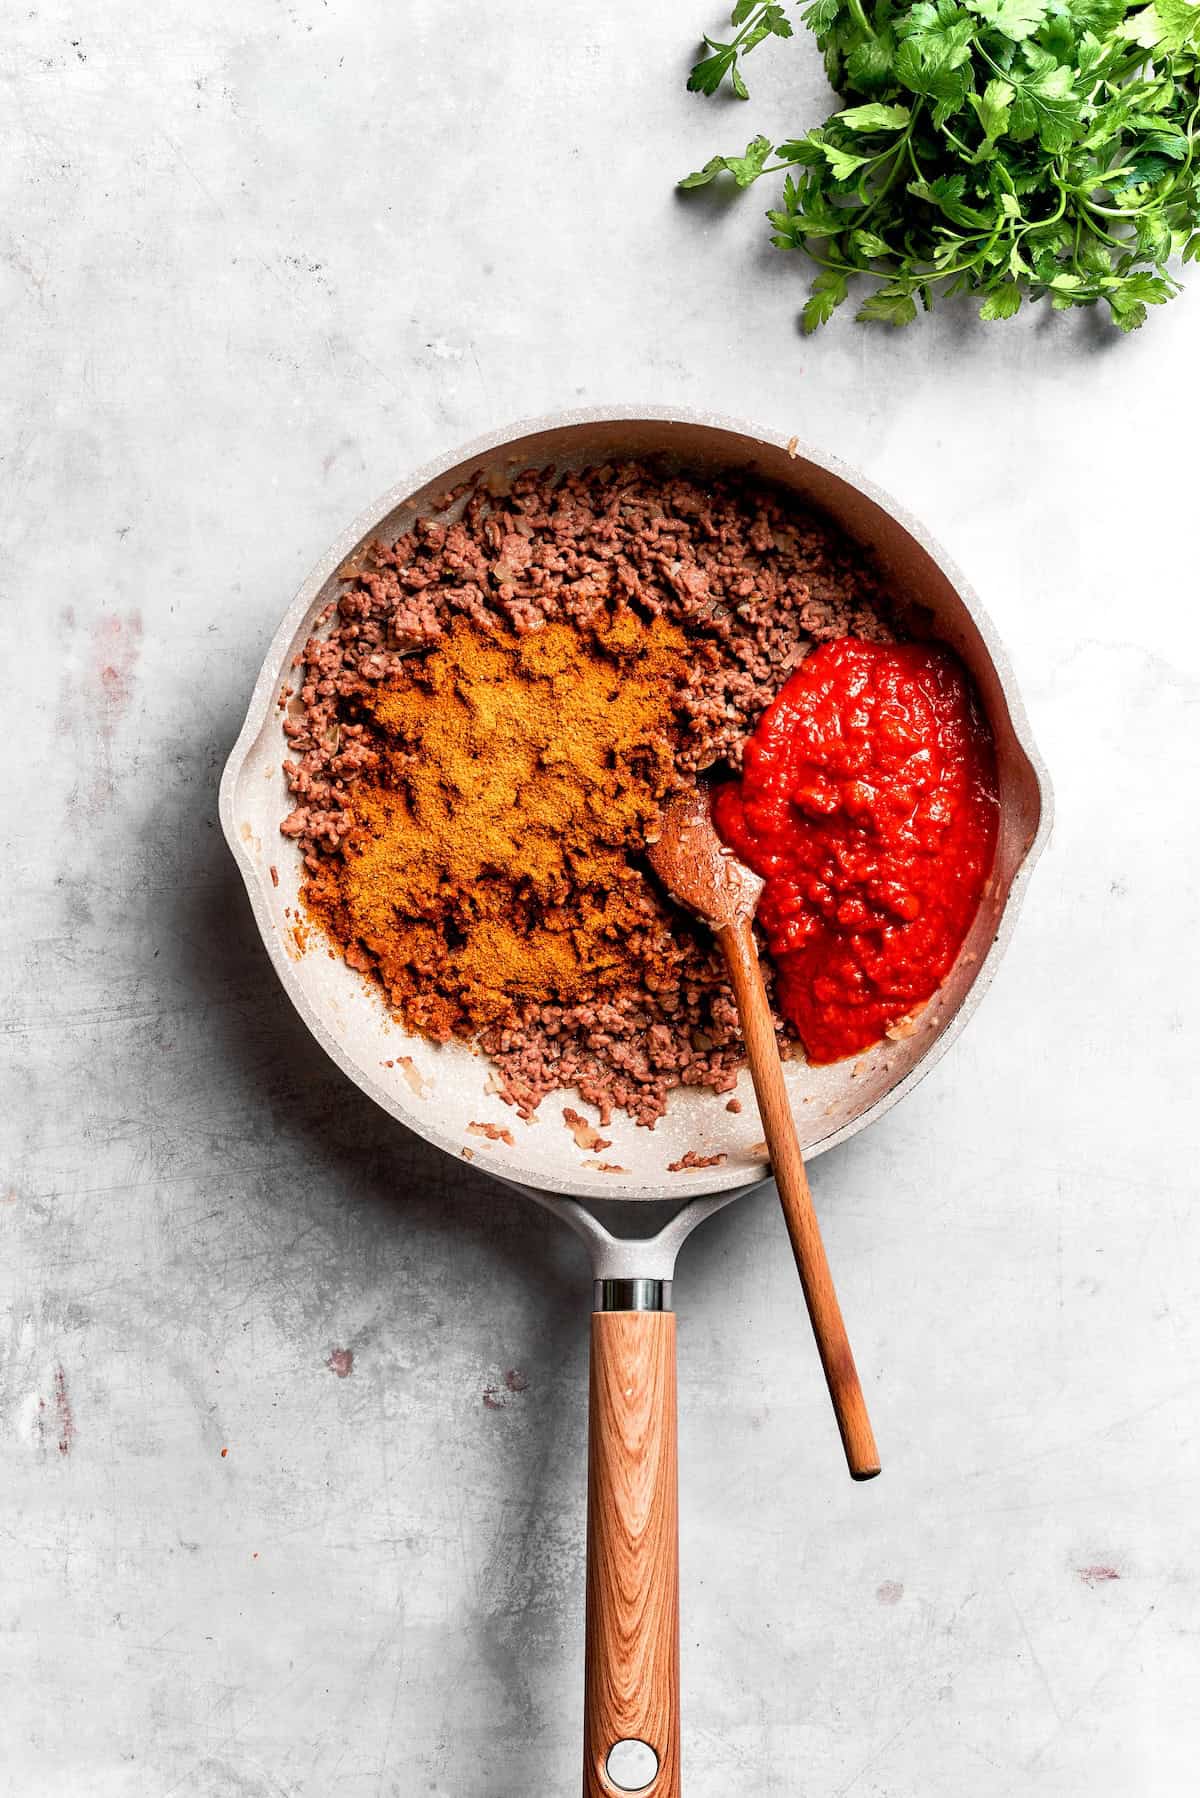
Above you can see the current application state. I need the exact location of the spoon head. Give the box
[647,787,764,931]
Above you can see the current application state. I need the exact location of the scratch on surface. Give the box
[1003,1577,1062,1722]
[1000,1601,1158,1788]
[469,340,489,401]
[151,125,408,405]
[951,1377,1200,1491]
[14,1391,48,1454]
[155,1657,317,1796]
[832,1714,917,1795]
[2,234,48,303]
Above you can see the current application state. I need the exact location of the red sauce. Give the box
[713,638,998,1064]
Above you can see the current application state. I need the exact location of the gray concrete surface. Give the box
[2,3,1198,1794]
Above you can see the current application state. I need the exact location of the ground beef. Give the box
[281,459,894,1125]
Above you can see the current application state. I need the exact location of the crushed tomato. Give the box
[713,638,999,1064]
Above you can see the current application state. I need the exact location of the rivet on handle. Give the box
[606,1739,660,1791]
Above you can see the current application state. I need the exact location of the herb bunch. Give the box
[681,0,1200,330]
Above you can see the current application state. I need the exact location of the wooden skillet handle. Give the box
[583,1309,680,1798]
[719,914,881,1482]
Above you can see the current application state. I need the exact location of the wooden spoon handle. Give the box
[583,1310,681,1797]
[719,916,881,1482]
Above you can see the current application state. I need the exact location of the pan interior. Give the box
[222,414,1047,1201]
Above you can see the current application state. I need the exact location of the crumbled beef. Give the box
[282,460,894,1124]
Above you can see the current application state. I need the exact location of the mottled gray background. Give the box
[2,3,1198,1794]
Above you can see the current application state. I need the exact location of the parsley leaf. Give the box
[801,268,850,330]
[964,0,1049,39]
[687,1,795,97]
[680,134,778,187]
[856,285,921,323]
[969,77,1016,140]
[835,101,914,128]
[979,280,1024,315]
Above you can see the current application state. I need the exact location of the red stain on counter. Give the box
[876,1580,904,1605]
[91,611,143,738]
[483,1369,530,1409]
[1077,1564,1120,1586]
[56,608,144,812]
[327,1347,354,1378]
[53,1366,75,1456]
[714,639,997,1063]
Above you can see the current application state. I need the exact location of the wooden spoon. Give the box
[648,786,880,1481]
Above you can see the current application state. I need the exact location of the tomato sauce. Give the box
[712,638,998,1064]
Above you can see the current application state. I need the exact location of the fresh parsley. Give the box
[687,1,796,99]
[680,0,1200,330]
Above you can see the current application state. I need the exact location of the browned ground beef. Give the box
[281,459,894,1125]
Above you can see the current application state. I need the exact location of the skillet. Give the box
[219,408,1051,1796]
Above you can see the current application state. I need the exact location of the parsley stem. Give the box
[905,134,927,185]
[940,124,974,160]
[726,4,769,50]
[804,250,863,275]
[845,0,876,40]
[854,108,922,228]
[1084,197,1154,218]
[1018,175,1068,240]
[1080,211,1127,250]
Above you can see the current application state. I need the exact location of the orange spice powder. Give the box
[304,611,689,1037]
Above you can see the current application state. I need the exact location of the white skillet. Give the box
[220,409,1051,1797]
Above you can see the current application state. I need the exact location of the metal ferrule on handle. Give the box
[593,1278,672,1313]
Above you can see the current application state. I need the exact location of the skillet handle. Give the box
[583,1305,680,1798]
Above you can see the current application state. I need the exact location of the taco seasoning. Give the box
[300,610,689,1040]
